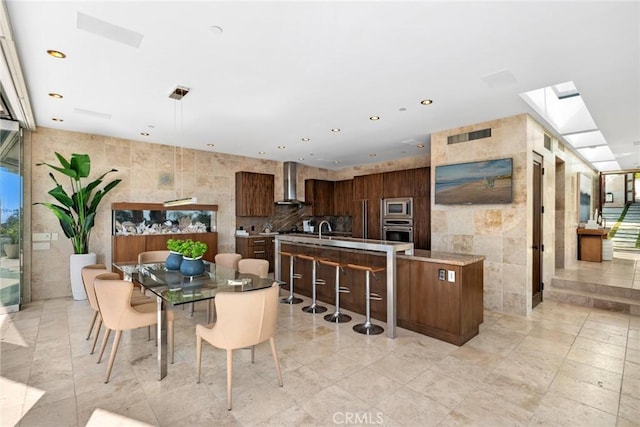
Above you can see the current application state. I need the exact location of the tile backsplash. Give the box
[236,204,352,234]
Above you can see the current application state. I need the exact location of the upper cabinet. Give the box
[383,168,429,198]
[235,172,274,217]
[334,179,353,216]
[305,179,335,216]
[353,173,383,201]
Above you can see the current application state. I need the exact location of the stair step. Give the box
[548,278,640,315]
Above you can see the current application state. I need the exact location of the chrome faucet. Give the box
[318,220,332,239]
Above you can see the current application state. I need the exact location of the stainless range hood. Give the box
[276,161,306,205]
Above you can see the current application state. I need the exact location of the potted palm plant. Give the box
[2,210,20,259]
[35,153,121,300]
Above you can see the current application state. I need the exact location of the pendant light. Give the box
[163,86,197,207]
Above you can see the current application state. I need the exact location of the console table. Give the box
[577,228,610,262]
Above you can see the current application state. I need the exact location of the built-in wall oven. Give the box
[382,218,414,243]
[381,197,414,243]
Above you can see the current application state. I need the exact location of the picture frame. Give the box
[578,173,592,223]
[434,158,513,205]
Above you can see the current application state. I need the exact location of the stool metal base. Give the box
[324,312,351,323]
[353,322,384,335]
[280,295,303,304]
[302,304,327,313]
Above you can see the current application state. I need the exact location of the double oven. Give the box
[381,197,413,243]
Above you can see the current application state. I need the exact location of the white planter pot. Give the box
[70,253,96,301]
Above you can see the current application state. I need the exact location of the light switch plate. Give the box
[447,270,455,282]
[33,242,50,250]
[33,232,51,241]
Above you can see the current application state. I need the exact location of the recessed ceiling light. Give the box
[258,151,266,155]
[47,50,66,59]
[298,157,305,161]
[206,143,214,147]
[210,25,223,34]
[140,132,149,136]
[416,144,425,148]
[301,137,310,142]
[420,99,433,105]
[148,125,155,129]
[369,116,380,121]
[399,107,407,111]
[48,92,63,99]
[277,145,286,149]
[333,160,340,164]
[331,128,341,132]
[51,117,63,122]
[369,153,377,157]
[309,153,315,156]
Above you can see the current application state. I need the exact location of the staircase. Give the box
[610,203,640,251]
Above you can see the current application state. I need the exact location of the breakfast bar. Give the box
[274,234,414,339]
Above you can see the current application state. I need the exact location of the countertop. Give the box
[400,249,485,266]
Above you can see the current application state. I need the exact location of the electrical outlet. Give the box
[438,269,445,280]
[447,270,455,282]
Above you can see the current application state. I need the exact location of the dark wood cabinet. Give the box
[413,196,430,250]
[414,167,430,198]
[235,172,274,217]
[352,173,383,239]
[305,179,335,216]
[236,236,275,272]
[383,169,415,198]
[334,179,353,216]
[112,232,218,264]
[401,258,483,345]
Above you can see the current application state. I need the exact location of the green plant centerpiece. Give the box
[165,238,185,270]
[35,152,121,300]
[177,239,208,276]
[35,152,121,254]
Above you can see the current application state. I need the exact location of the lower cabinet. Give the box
[236,236,275,272]
[112,232,218,264]
[276,244,483,345]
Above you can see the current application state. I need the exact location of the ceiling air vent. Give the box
[169,86,190,100]
[447,128,491,145]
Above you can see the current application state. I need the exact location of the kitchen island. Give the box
[275,235,485,345]
[275,234,413,339]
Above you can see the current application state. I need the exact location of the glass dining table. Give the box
[113,260,280,380]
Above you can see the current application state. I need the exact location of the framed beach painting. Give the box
[435,158,513,205]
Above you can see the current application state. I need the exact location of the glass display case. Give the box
[112,203,217,235]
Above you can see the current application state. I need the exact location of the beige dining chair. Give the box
[214,253,242,270]
[94,272,175,383]
[138,250,170,264]
[82,264,151,354]
[237,258,269,278]
[196,283,283,410]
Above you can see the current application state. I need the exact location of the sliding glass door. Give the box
[0,119,22,313]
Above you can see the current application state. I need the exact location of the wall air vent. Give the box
[169,86,190,100]
[447,128,491,144]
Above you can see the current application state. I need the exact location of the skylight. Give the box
[520,81,620,171]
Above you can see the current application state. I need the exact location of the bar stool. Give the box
[348,263,385,335]
[279,250,303,304]
[319,259,351,323]
[297,254,327,314]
